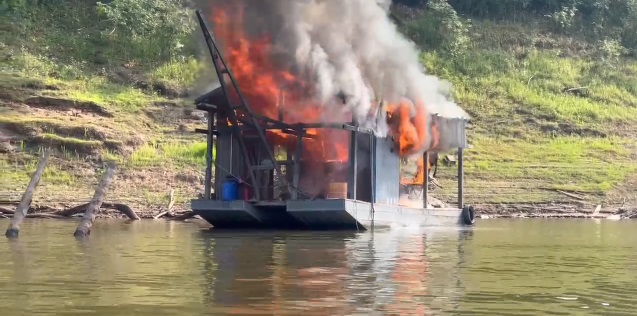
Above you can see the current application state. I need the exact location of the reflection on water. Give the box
[0,219,636,315]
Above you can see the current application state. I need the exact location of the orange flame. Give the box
[401,116,440,185]
[209,3,349,163]
[207,2,441,188]
[386,100,430,158]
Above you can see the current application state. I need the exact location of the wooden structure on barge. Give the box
[190,10,474,230]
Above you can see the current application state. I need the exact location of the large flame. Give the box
[399,118,441,186]
[207,1,444,195]
[210,3,350,163]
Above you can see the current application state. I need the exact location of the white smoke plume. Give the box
[202,0,468,140]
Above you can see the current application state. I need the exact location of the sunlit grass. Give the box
[150,56,204,88]
[130,141,212,167]
[457,135,636,194]
[2,11,637,207]
[0,157,76,187]
[422,49,637,126]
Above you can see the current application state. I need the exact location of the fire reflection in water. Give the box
[199,228,469,315]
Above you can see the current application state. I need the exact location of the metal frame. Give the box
[194,9,467,209]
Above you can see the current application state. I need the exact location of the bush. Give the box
[402,0,471,54]
[96,0,196,63]
[2,0,197,71]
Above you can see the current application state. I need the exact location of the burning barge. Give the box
[190,10,474,230]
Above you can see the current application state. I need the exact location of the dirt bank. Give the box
[2,201,636,222]
[0,203,197,221]
[474,202,637,219]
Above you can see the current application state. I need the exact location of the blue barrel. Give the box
[221,178,239,201]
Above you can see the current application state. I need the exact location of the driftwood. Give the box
[5,151,50,238]
[551,189,586,201]
[108,203,140,220]
[26,213,67,219]
[172,211,196,221]
[154,189,175,219]
[55,203,90,217]
[0,206,15,214]
[57,202,139,220]
[74,162,116,237]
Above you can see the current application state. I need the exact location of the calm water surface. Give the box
[0,219,636,315]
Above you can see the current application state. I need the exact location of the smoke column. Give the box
[201,0,468,154]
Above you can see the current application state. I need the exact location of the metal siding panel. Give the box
[433,116,467,150]
[374,137,400,205]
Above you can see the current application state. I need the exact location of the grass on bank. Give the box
[2,3,637,206]
[130,142,210,168]
[417,20,637,204]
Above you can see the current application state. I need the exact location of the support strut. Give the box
[196,10,292,199]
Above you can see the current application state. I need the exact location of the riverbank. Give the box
[2,2,637,213]
[474,203,637,219]
[0,203,196,221]
[2,201,635,221]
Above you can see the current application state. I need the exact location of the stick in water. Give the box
[73,162,116,237]
[5,150,50,238]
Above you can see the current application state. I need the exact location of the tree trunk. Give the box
[73,162,116,237]
[5,151,50,238]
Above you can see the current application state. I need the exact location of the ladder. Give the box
[196,10,292,200]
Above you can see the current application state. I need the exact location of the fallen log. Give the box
[74,162,116,237]
[172,211,196,221]
[55,203,89,217]
[6,151,50,238]
[105,203,140,220]
[0,206,15,214]
[551,189,586,201]
[57,202,139,220]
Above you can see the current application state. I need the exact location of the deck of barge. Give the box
[191,199,463,230]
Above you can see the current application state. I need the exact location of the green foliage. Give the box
[3,0,197,72]
[402,0,470,53]
[395,0,637,55]
[130,142,211,167]
[96,0,195,62]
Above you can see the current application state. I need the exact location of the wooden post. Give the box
[74,162,116,237]
[5,151,50,238]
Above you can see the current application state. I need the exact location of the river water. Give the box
[0,219,635,315]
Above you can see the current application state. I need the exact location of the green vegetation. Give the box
[396,1,637,205]
[0,0,205,209]
[1,0,636,210]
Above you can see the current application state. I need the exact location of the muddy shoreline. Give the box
[1,202,635,221]
[472,203,637,219]
[0,204,197,221]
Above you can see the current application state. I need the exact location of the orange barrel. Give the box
[326,182,348,199]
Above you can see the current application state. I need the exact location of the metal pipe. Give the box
[292,130,302,200]
[423,151,429,209]
[204,112,214,199]
[458,147,464,209]
[370,134,375,204]
[348,129,358,200]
